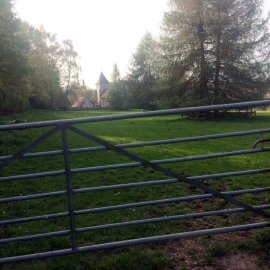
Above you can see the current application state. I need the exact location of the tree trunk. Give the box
[214,5,222,101]
[198,0,207,100]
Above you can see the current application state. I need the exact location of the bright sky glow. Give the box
[15,0,168,88]
[15,0,270,88]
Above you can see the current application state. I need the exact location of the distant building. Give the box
[71,97,94,109]
[264,91,270,100]
[96,72,110,107]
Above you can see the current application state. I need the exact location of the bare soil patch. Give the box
[216,252,267,270]
[162,231,270,270]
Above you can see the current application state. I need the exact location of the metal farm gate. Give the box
[0,100,270,264]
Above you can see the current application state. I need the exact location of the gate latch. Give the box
[253,134,270,149]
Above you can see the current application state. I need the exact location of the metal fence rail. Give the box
[1,100,270,264]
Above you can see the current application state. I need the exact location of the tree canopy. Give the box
[1,0,270,113]
[161,0,270,106]
[110,0,270,110]
[0,0,83,114]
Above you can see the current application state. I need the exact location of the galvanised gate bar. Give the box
[1,100,270,264]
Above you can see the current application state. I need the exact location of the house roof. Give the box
[71,97,87,108]
[96,72,109,85]
[96,72,109,96]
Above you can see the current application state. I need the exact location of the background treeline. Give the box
[1,0,270,114]
[109,0,270,110]
[0,0,88,115]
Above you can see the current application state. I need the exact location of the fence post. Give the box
[61,124,77,250]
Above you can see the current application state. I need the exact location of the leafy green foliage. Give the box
[21,23,64,109]
[0,0,30,114]
[108,80,131,110]
[128,32,160,110]
[111,63,121,83]
[0,0,83,113]
[161,0,270,105]
[113,1,270,110]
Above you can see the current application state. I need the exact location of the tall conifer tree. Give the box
[162,0,270,104]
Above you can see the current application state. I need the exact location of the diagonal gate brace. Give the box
[69,126,270,220]
[0,126,60,171]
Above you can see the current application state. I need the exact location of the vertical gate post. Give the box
[61,124,77,250]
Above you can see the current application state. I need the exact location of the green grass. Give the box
[1,109,270,269]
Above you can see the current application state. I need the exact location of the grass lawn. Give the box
[0,109,270,269]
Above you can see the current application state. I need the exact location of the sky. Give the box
[15,0,168,88]
[15,0,270,89]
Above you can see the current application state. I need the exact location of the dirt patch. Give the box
[216,252,267,270]
[162,231,269,270]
